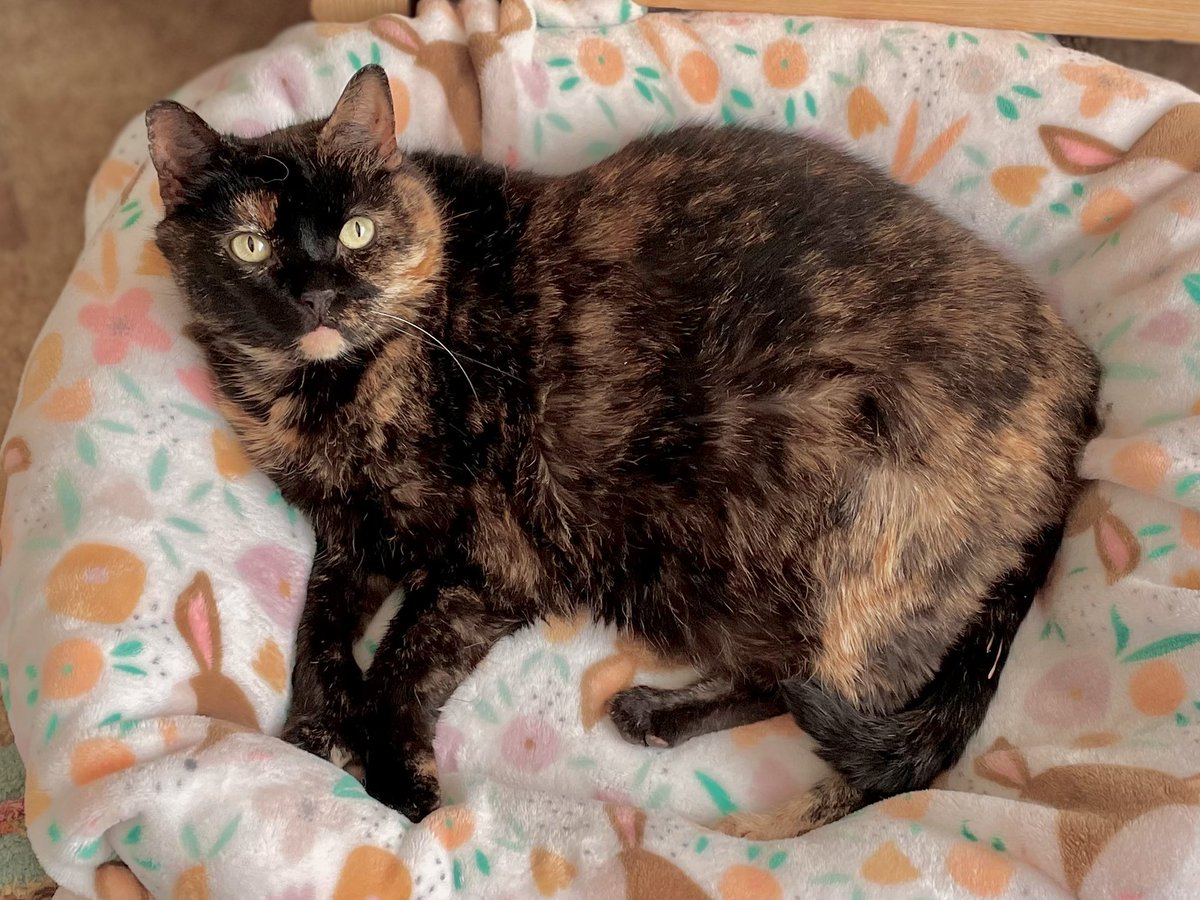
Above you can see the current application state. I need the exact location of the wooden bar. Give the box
[646,0,1200,43]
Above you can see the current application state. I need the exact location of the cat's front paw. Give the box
[608,685,677,748]
[365,755,441,823]
[281,713,364,771]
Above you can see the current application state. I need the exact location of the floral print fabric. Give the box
[4,1,1200,896]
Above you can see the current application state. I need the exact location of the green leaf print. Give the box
[547,57,573,67]
[1175,474,1200,497]
[804,91,817,117]
[785,96,797,127]
[545,113,573,132]
[55,471,82,537]
[1012,84,1041,98]
[634,80,653,102]
[333,774,368,799]
[559,76,582,91]
[1123,633,1200,662]
[208,814,241,858]
[165,517,204,534]
[734,45,757,57]
[1184,274,1200,303]
[115,370,146,402]
[76,429,98,467]
[112,641,143,658]
[996,96,1019,120]
[695,770,737,815]
[1111,607,1130,655]
[730,89,753,109]
[1137,524,1170,537]
[149,447,169,491]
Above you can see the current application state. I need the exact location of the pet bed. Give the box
[4,0,1200,896]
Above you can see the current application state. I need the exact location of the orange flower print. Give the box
[679,50,719,104]
[848,85,889,139]
[578,38,624,86]
[1060,62,1148,118]
[1080,188,1135,235]
[762,39,806,90]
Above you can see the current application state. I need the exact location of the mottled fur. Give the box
[148,66,1099,835]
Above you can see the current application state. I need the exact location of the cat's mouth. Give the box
[298,325,349,362]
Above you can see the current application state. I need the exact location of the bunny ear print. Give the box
[605,804,646,849]
[1040,125,1125,175]
[1130,103,1200,172]
[974,737,1031,790]
[1095,511,1141,584]
[370,16,424,55]
[1065,484,1107,538]
[175,572,222,674]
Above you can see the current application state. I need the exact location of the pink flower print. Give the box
[750,754,800,808]
[236,543,309,630]
[269,887,316,900]
[79,288,171,365]
[434,723,464,775]
[1024,655,1111,728]
[500,715,561,772]
[956,53,1002,95]
[517,61,550,109]
[1136,311,1191,346]
[177,366,217,410]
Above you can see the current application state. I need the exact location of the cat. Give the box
[146,64,1100,838]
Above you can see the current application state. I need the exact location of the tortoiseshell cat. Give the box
[147,66,1099,837]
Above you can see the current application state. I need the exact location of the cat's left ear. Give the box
[146,101,224,215]
[319,64,400,169]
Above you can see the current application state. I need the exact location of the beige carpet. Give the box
[0,1,307,428]
[0,8,1198,431]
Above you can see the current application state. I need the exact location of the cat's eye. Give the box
[230,232,272,263]
[339,216,376,250]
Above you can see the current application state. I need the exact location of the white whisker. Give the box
[377,312,479,401]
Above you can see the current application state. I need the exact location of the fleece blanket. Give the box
[4,1,1200,897]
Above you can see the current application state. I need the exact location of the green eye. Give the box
[339,216,376,250]
[230,232,271,263]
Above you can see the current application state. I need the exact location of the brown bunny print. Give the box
[975,737,1200,895]
[1063,484,1140,584]
[1041,103,1200,175]
[174,572,260,731]
[369,15,482,153]
[594,805,711,900]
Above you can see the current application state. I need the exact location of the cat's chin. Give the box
[298,325,350,362]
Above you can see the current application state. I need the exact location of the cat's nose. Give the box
[299,289,335,319]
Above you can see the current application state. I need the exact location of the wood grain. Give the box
[645,0,1200,43]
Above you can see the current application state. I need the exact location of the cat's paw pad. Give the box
[607,685,674,748]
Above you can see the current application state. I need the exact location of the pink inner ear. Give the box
[981,750,1026,787]
[373,19,421,51]
[610,805,638,846]
[1057,135,1121,170]
[1097,517,1133,574]
[187,590,215,670]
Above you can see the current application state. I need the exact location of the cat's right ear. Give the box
[146,100,223,214]
[319,64,400,169]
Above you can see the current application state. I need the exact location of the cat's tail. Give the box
[787,523,1062,802]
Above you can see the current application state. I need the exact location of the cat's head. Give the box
[147,65,443,363]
